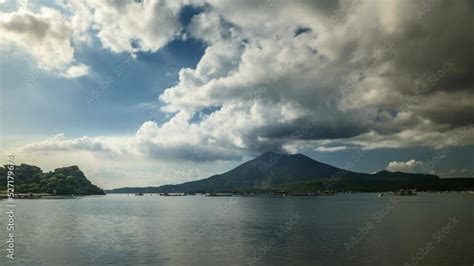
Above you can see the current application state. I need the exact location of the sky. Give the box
[0,0,473,189]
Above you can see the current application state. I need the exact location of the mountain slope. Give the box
[107,152,469,193]
[167,153,440,192]
[156,152,359,192]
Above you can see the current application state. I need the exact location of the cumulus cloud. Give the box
[64,0,205,54]
[62,63,90,79]
[22,122,243,162]
[0,7,75,71]
[386,159,423,173]
[17,0,474,162]
[0,0,205,77]
[156,0,474,156]
[0,5,94,78]
[23,133,107,152]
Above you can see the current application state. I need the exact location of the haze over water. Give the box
[1,193,472,265]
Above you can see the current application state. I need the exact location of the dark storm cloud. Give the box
[379,0,474,130]
[302,0,343,14]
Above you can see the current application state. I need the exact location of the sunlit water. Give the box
[1,193,472,265]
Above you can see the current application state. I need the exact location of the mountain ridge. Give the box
[107,152,474,193]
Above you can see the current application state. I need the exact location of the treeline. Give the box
[107,176,474,194]
[285,178,474,192]
[0,164,105,195]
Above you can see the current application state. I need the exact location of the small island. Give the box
[1,164,105,198]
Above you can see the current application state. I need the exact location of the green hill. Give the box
[1,164,105,195]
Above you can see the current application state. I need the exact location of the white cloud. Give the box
[62,63,90,79]
[23,133,108,152]
[16,126,244,186]
[0,0,199,77]
[65,0,204,54]
[156,0,474,156]
[316,146,347,152]
[0,6,94,78]
[0,7,75,71]
[22,121,243,162]
[12,0,474,166]
[386,159,423,173]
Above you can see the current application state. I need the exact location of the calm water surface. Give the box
[1,193,473,265]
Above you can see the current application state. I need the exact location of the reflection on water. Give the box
[0,193,473,265]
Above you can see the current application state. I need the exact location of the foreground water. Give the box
[0,193,472,265]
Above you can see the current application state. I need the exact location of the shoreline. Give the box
[105,191,474,197]
[0,193,105,200]
[2,191,472,200]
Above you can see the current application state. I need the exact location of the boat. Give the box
[378,193,384,197]
[135,193,144,196]
[162,192,186,196]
